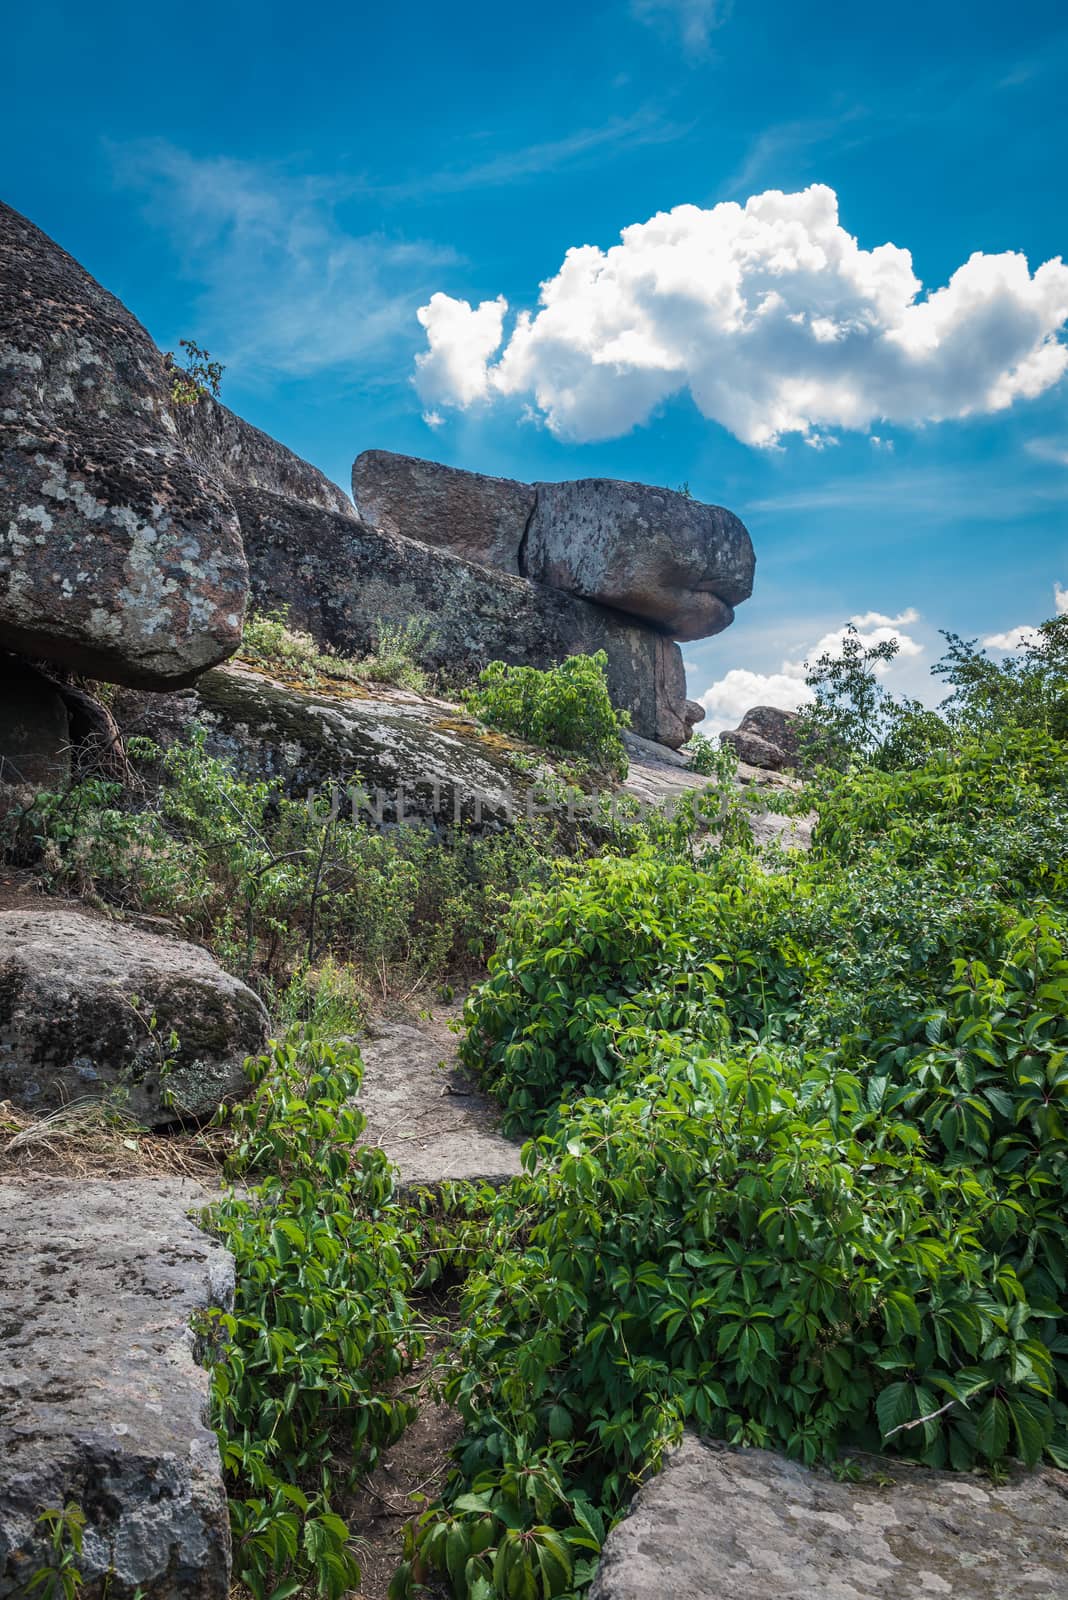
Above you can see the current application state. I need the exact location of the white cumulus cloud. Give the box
[699,666,813,736]
[983,625,1042,651]
[698,608,924,736]
[414,185,1068,446]
[416,293,507,407]
[983,581,1068,650]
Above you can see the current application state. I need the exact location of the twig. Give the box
[883,1397,958,1439]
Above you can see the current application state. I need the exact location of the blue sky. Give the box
[6,0,1067,729]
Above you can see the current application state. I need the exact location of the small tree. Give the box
[164,338,224,407]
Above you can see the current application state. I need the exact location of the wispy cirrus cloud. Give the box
[379,111,689,201]
[720,110,869,200]
[1026,436,1068,466]
[630,0,732,57]
[111,140,458,378]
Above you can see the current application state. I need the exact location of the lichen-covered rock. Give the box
[0,1177,233,1600]
[178,394,355,519]
[0,201,248,687]
[0,657,70,800]
[237,485,695,746]
[115,663,524,825]
[721,704,800,770]
[353,449,533,573]
[589,1437,1068,1600]
[0,909,266,1125]
[526,478,755,641]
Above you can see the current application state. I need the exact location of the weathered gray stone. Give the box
[526,478,755,641]
[0,657,69,797]
[353,449,533,573]
[357,1020,522,1188]
[178,395,355,519]
[0,200,248,688]
[721,704,800,771]
[116,662,522,824]
[237,485,695,746]
[0,909,266,1126]
[0,1177,233,1600]
[621,731,813,851]
[590,1436,1068,1600]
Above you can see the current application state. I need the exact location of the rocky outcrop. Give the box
[0,201,248,688]
[622,731,814,852]
[0,909,267,1125]
[351,452,755,643]
[115,669,811,849]
[115,663,522,824]
[236,486,696,747]
[177,394,355,520]
[353,450,532,573]
[0,1177,233,1600]
[590,1436,1068,1600]
[527,478,755,641]
[721,704,800,770]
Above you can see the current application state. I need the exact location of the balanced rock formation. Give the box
[0,908,267,1125]
[353,449,532,573]
[0,201,249,688]
[720,705,800,771]
[352,451,755,642]
[590,1436,1068,1600]
[237,486,697,747]
[0,1178,233,1600]
[526,478,754,641]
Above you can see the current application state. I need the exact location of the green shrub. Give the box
[11,730,579,994]
[685,731,722,777]
[165,338,223,406]
[204,1032,419,1599]
[450,1052,1060,1474]
[239,609,431,694]
[428,698,1068,1594]
[461,851,731,1132]
[464,653,630,779]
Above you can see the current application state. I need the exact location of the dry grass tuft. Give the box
[0,1098,230,1183]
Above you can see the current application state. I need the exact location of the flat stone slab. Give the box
[0,1178,233,1599]
[590,1436,1068,1600]
[356,1022,522,1189]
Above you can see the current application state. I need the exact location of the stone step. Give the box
[0,1178,233,1599]
[590,1435,1068,1600]
[356,1021,523,1191]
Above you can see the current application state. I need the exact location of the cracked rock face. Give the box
[0,1178,234,1600]
[589,1437,1068,1600]
[527,478,755,641]
[353,449,533,573]
[0,908,267,1126]
[0,201,248,688]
